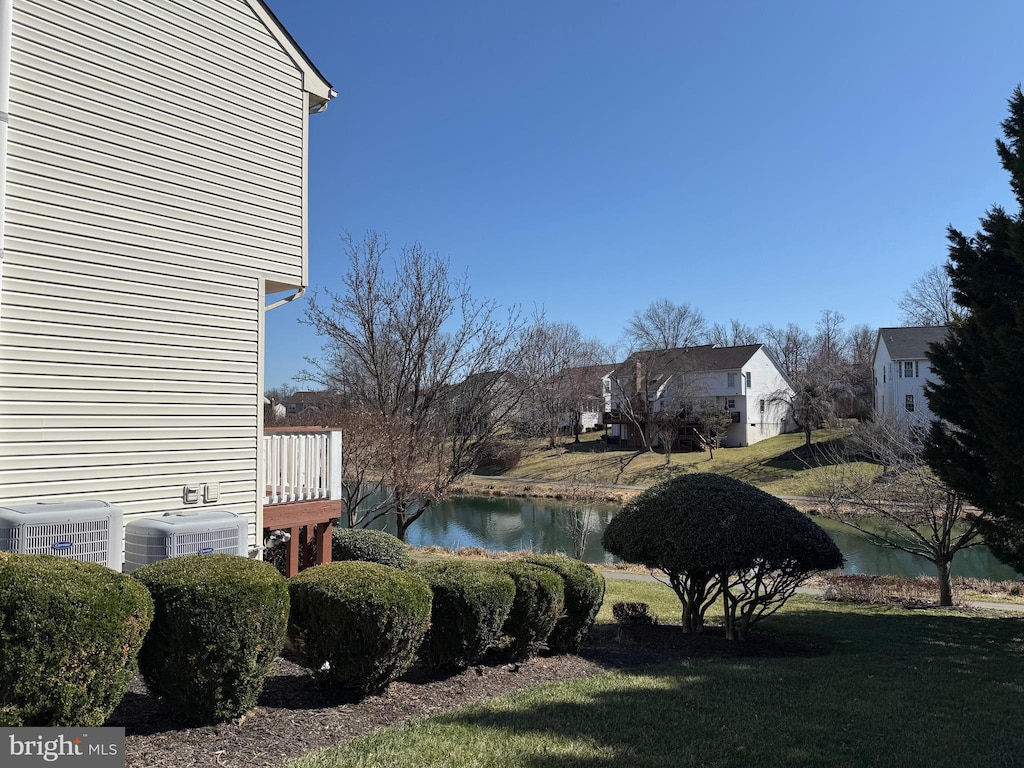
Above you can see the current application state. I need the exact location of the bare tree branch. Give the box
[898,264,963,326]
[301,231,525,541]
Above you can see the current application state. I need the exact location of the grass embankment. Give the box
[290,579,1024,768]
[456,429,879,499]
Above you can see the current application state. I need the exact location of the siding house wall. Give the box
[872,328,946,426]
[0,0,330,546]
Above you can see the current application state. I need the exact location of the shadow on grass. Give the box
[764,437,848,472]
[430,606,1024,768]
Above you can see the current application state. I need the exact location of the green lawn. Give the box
[489,429,879,497]
[288,579,1024,768]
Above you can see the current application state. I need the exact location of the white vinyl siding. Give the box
[0,249,260,517]
[0,0,313,534]
[8,0,306,286]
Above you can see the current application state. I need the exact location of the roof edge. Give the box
[249,0,336,106]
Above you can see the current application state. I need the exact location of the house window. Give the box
[759,399,765,413]
[727,372,737,388]
[903,361,915,378]
[883,368,886,383]
[905,394,915,413]
[745,372,752,388]
[726,398,736,410]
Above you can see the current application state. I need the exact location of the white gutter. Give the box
[0,0,12,319]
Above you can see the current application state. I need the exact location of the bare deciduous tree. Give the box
[517,318,606,449]
[557,466,604,560]
[301,231,525,541]
[848,323,875,366]
[898,264,962,326]
[819,417,984,606]
[811,309,850,369]
[759,322,812,379]
[624,298,707,351]
[708,319,759,348]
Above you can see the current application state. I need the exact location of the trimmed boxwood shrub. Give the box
[499,561,565,660]
[413,559,516,668]
[0,553,153,726]
[524,555,605,652]
[332,528,411,569]
[602,473,843,640]
[133,554,289,723]
[288,561,432,694]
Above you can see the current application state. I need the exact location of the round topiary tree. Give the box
[602,473,843,640]
[288,561,432,694]
[332,528,411,569]
[133,554,290,723]
[499,560,565,660]
[524,555,605,653]
[0,553,153,726]
[413,559,516,668]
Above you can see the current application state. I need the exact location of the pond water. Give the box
[366,495,1022,582]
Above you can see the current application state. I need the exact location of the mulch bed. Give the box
[107,628,819,768]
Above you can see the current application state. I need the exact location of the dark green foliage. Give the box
[602,474,842,639]
[925,86,1024,572]
[133,554,289,724]
[524,554,605,652]
[332,527,411,569]
[412,559,516,668]
[288,561,432,694]
[612,601,657,626]
[498,561,565,660]
[0,554,153,726]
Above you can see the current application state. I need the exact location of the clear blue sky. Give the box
[264,0,1023,389]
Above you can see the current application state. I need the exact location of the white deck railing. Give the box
[262,430,342,505]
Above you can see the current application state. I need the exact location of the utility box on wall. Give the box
[0,500,124,570]
[122,510,249,572]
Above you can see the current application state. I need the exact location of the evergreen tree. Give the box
[924,86,1024,570]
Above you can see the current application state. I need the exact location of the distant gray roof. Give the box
[612,344,762,381]
[876,326,948,360]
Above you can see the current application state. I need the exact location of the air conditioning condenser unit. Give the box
[0,500,124,570]
[123,510,248,572]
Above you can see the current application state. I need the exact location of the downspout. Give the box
[0,0,13,319]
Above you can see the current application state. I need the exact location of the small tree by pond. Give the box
[818,416,983,607]
[602,473,842,640]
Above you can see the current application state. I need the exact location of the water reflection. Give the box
[366,496,619,564]
[364,495,1022,580]
[812,515,1021,581]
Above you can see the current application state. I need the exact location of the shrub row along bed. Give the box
[0,528,607,728]
[0,552,153,727]
[132,555,290,724]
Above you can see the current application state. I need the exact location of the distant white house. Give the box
[872,326,948,424]
[602,345,795,449]
[0,1,334,546]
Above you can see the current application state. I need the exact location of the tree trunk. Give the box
[804,425,812,448]
[722,586,735,641]
[936,559,953,606]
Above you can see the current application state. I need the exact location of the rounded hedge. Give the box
[499,561,565,660]
[133,554,290,724]
[288,561,432,694]
[524,555,605,653]
[602,473,843,575]
[412,559,516,668]
[332,528,411,569]
[0,554,153,726]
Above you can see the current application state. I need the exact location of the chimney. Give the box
[635,360,643,391]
